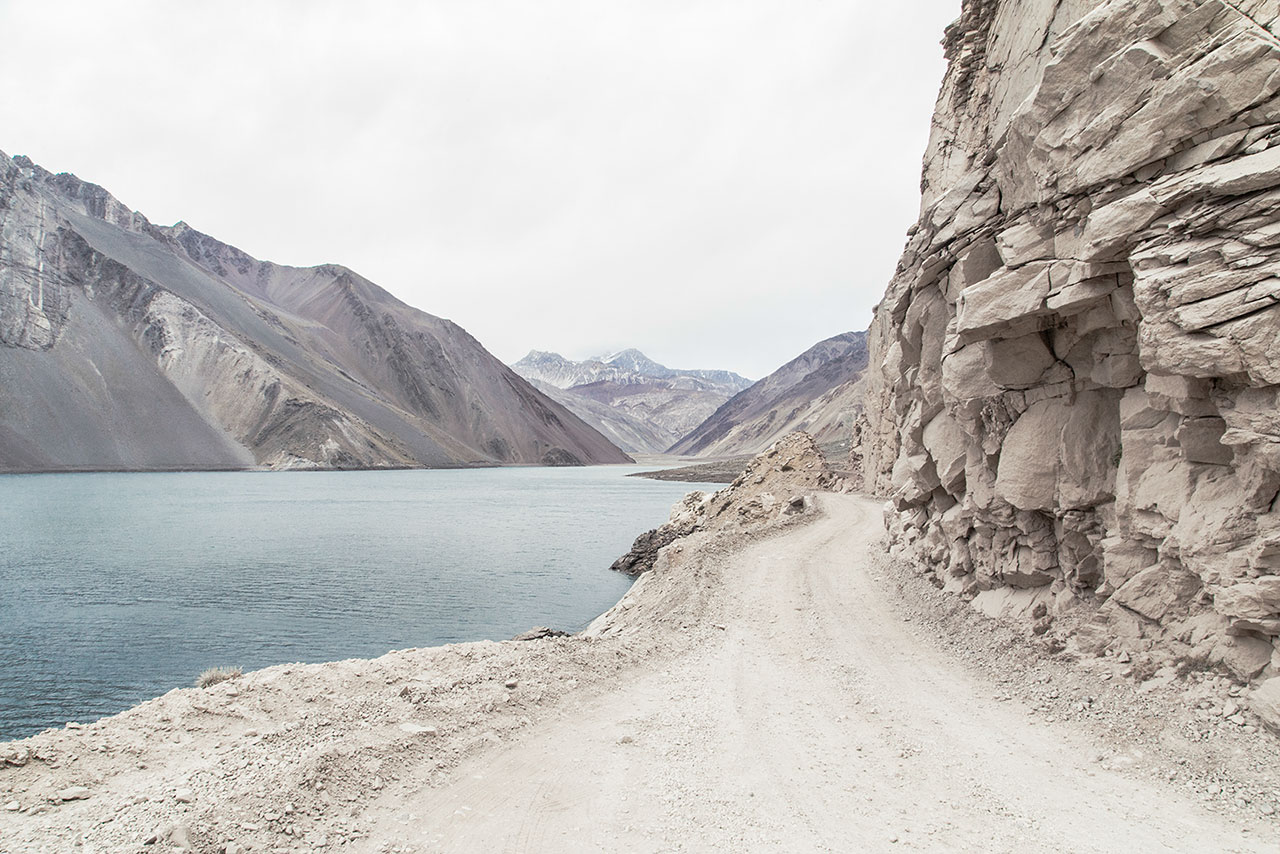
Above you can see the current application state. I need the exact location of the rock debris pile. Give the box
[611,431,837,576]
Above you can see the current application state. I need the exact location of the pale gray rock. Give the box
[1216,577,1280,635]
[1249,676,1280,733]
[859,0,1280,684]
[1111,564,1202,623]
[921,412,967,493]
[612,432,837,575]
[1216,635,1273,681]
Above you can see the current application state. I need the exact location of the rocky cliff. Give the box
[0,152,631,471]
[669,331,869,457]
[860,0,1280,706]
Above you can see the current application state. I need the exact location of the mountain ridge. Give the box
[669,331,869,457]
[511,349,752,454]
[0,151,631,471]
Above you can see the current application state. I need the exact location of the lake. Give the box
[0,465,713,741]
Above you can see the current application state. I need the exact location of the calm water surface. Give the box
[0,466,712,740]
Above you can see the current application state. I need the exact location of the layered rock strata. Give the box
[860,0,1280,703]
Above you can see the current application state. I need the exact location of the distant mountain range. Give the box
[670,332,869,458]
[0,151,631,471]
[512,336,869,460]
[511,350,752,454]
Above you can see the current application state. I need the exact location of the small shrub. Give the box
[1128,656,1160,683]
[196,666,242,689]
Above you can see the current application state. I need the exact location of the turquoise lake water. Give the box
[0,466,711,740]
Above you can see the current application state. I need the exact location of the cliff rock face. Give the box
[0,153,631,471]
[670,331,869,458]
[861,0,1280,692]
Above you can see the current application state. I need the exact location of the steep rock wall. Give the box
[863,0,1280,692]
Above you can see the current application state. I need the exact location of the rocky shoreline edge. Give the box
[0,435,836,852]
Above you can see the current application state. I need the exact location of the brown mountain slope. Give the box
[0,151,630,471]
[669,331,868,457]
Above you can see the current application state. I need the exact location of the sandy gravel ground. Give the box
[360,495,1280,853]
[3,495,1278,852]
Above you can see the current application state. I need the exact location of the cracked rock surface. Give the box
[858,0,1280,723]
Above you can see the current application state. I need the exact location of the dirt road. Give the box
[360,495,1274,853]
[3,492,1275,852]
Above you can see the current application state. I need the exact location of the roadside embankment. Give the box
[3,432,1277,852]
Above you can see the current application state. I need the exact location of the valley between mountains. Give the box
[0,146,868,473]
[0,154,628,472]
[511,333,870,457]
[6,0,1280,850]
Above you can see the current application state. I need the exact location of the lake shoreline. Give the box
[0,437,839,849]
[0,460,645,477]
[0,465,706,741]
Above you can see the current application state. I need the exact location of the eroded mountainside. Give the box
[0,152,630,471]
[859,0,1280,715]
[670,331,869,458]
[511,349,751,454]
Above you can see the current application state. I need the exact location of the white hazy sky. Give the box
[0,1,957,380]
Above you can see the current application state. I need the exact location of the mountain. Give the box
[593,349,750,391]
[511,350,752,454]
[857,0,1280,693]
[0,151,631,472]
[511,350,631,391]
[524,378,676,457]
[669,331,869,457]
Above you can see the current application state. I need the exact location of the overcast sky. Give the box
[0,1,957,380]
